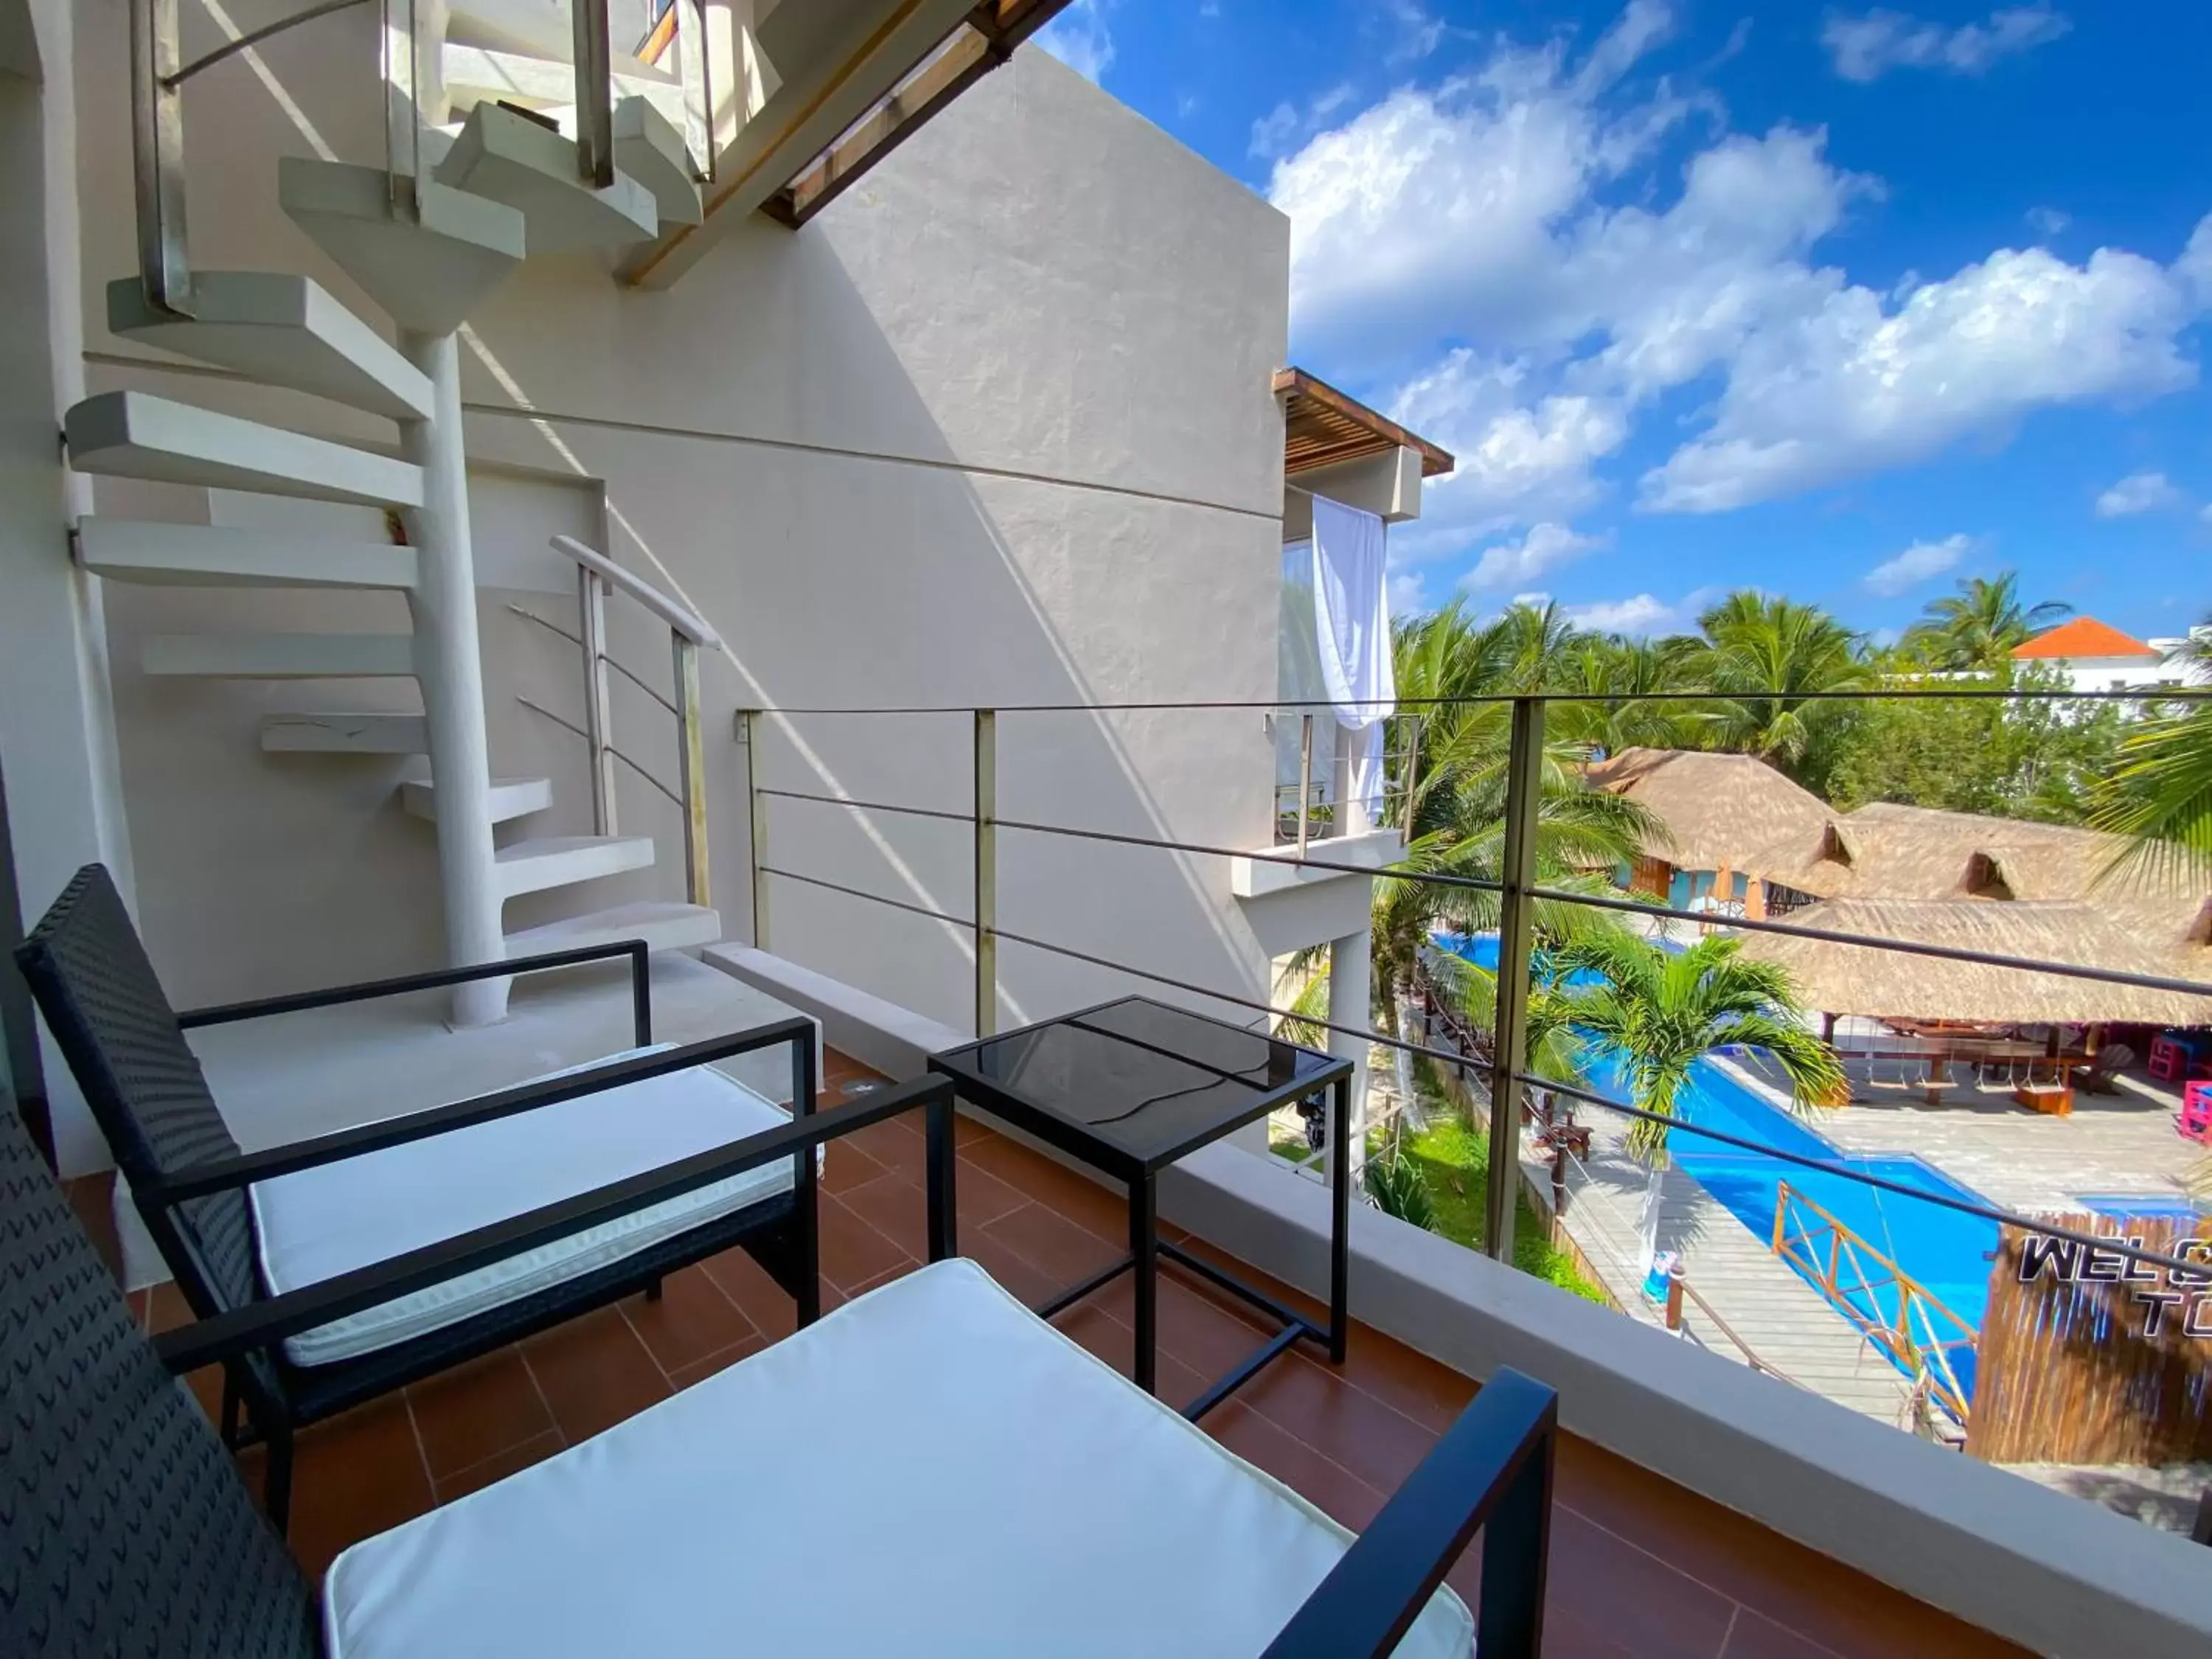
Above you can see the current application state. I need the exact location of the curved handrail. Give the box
[549,535,720,647]
[167,0,374,86]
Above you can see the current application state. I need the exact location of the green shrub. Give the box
[1365,1149,1437,1231]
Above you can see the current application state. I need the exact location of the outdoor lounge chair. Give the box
[0,1090,1559,1656]
[13,862,843,1533]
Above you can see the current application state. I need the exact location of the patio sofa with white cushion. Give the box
[15,863,854,1531]
[0,1080,1560,1657]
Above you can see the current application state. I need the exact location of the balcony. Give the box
[65,1041,2025,1658]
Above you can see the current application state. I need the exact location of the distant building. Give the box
[2010,616,2185,694]
[1582,748,1832,919]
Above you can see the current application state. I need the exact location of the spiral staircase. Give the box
[67,2,722,1021]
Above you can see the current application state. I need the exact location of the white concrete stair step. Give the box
[75,518,419,590]
[65,392,424,509]
[260,712,428,754]
[613,97,703,228]
[502,901,722,959]
[142,633,418,679]
[279,157,526,336]
[401,774,553,824]
[440,43,686,129]
[105,274,434,421]
[496,833,658,899]
[434,101,658,254]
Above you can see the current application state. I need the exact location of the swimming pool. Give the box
[1436,933,2000,1397]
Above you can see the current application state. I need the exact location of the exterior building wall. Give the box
[1,0,136,1173]
[68,8,1290,1055]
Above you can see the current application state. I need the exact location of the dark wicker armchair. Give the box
[0,1090,1559,1658]
[14,863,841,1532]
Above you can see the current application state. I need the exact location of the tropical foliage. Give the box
[1526,934,1843,1269]
[1902,574,2073,670]
[2090,620,2212,888]
[1526,935,1843,1163]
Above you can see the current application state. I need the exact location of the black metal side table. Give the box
[929,995,1353,1420]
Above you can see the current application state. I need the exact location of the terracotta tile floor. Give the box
[83,1048,2029,1658]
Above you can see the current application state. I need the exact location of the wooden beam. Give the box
[765,0,1076,229]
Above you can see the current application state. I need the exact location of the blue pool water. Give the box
[1437,933,2000,1397]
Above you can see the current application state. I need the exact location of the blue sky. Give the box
[1034,2,2212,644]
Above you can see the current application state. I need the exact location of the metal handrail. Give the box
[127,0,646,314]
[524,537,714,908]
[549,536,718,647]
[167,0,372,85]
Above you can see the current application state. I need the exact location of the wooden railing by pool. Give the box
[1771,1180,1979,1427]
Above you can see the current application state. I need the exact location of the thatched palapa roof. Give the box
[1742,801,2211,981]
[1736,899,2212,1026]
[1583,748,1830,874]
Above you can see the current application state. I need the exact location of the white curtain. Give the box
[1308,495,1395,819]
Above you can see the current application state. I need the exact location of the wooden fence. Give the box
[1966,1214,2212,1466]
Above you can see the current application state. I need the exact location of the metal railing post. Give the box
[1400,714,1422,840]
[577,568,616,835]
[672,634,709,907]
[573,0,616,188]
[380,0,425,220]
[973,709,997,1039]
[677,0,716,182]
[740,709,768,949]
[131,0,193,317]
[1484,695,1544,1263]
[1296,714,1313,858]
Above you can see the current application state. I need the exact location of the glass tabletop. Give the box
[937,997,1344,1166]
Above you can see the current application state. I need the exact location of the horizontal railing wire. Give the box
[747,685,2212,716]
[748,850,2212,1281]
[757,784,2212,1000]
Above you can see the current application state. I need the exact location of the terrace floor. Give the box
[72,1046,2032,1659]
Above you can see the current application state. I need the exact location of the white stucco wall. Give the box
[68,7,1290,1051]
[1,0,136,1172]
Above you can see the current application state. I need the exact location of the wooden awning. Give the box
[1276,368,1455,479]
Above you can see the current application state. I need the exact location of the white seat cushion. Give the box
[252,1049,796,1366]
[325,1259,1474,1658]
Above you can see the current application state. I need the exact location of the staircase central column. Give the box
[399,329,506,1026]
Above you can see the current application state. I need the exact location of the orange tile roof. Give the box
[2011,616,2160,660]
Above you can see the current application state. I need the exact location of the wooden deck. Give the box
[1521,1107,1923,1427]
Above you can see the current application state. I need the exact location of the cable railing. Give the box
[510,536,717,907]
[731,685,2212,1471]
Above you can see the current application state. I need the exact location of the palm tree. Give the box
[1287,600,1660,1049]
[2090,621,2212,894]
[1696,592,1871,769]
[1552,631,1710,756]
[1904,573,2073,669]
[1526,933,1843,1275]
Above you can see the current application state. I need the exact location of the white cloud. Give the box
[1562,593,1680,634]
[2025,205,2070,239]
[1249,102,1299,158]
[1267,3,2212,563]
[1823,6,2070,83]
[1385,351,1630,557]
[1640,237,2208,512]
[1035,0,1114,83]
[1253,84,1364,160]
[2096,471,2183,518]
[1388,570,1430,615]
[1459,522,1610,590]
[1864,532,1972,597]
[1383,1,1447,66]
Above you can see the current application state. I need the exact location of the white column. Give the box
[399,330,505,1026]
[1326,918,1372,1187]
[1,6,139,1174]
